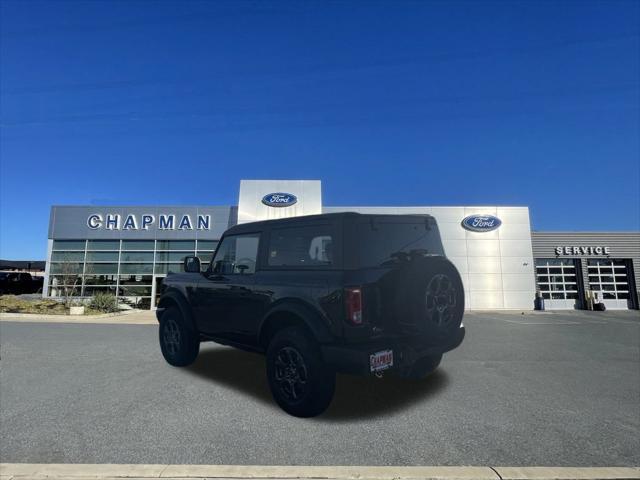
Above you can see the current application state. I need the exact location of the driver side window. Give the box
[211,233,260,275]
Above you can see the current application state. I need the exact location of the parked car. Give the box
[0,272,42,295]
[156,213,465,417]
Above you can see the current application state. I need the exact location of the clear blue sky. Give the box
[1,0,639,260]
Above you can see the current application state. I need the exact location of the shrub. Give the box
[89,293,119,313]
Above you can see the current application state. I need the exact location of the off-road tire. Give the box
[159,306,199,367]
[266,327,336,417]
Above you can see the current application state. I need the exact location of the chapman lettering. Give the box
[86,213,211,231]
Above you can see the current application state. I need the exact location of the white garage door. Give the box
[536,258,580,310]
[588,259,632,310]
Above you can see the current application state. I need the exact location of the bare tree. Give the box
[51,254,82,308]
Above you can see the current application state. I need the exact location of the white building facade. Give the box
[44,179,638,311]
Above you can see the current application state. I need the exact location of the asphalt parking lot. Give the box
[1,310,638,466]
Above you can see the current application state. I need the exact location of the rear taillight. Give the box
[345,287,363,325]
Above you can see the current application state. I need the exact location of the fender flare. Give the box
[258,300,334,346]
[156,289,197,331]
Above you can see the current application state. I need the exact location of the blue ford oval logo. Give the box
[261,192,298,207]
[461,214,502,232]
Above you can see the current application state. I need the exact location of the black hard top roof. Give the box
[224,212,435,235]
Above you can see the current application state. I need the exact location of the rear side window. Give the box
[268,225,333,268]
[356,219,443,267]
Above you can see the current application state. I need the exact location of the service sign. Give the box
[555,246,611,256]
[461,214,502,232]
[261,193,298,208]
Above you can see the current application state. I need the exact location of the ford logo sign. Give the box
[261,193,298,207]
[461,214,502,232]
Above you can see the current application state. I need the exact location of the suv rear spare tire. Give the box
[391,256,465,337]
[266,327,336,417]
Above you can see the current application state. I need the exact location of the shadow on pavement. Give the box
[187,345,449,421]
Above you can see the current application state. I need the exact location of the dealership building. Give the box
[44,180,640,311]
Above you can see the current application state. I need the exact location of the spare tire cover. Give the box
[391,256,465,337]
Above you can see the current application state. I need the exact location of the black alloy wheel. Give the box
[266,326,335,417]
[159,306,199,367]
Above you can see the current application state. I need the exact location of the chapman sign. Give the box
[555,246,611,256]
[87,213,211,231]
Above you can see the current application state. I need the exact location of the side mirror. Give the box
[184,256,201,273]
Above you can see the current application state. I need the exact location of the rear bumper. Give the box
[321,326,465,376]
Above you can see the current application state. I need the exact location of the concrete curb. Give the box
[0,310,155,325]
[1,464,638,480]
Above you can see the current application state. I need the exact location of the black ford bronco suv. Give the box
[156,213,465,417]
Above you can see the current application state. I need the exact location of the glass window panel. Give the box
[267,227,334,268]
[48,284,81,297]
[49,275,82,286]
[618,292,630,299]
[541,258,563,266]
[52,240,86,251]
[119,263,154,274]
[87,240,120,250]
[154,263,184,274]
[614,275,628,283]
[86,251,119,262]
[121,240,155,250]
[566,292,579,299]
[564,275,577,283]
[85,263,118,274]
[211,234,260,274]
[84,275,117,285]
[50,262,83,274]
[119,285,152,296]
[612,259,627,266]
[551,293,565,299]
[156,240,195,251]
[537,275,549,283]
[120,251,154,262]
[602,284,616,292]
[541,292,551,299]
[155,251,192,262]
[549,268,561,274]
[551,284,564,291]
[119,274,153,285]
[51,251,85,262]
[84,286,117,296]
[590,283,601,290]
[197,240,218,251]
[197,253,214,264]
[551,275,563,283]
[599,275,614,283]
[602,292,616,299]
[588,275,600,282]
[600,268,613,274]
[539,284,550,291]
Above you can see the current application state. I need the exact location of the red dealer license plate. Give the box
[370,349,393,373]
